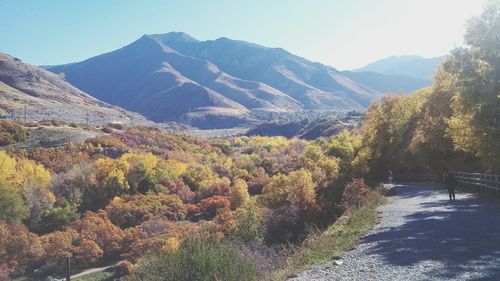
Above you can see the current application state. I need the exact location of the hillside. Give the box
[354,55,446,80]
[246,116,361,140]
[47,32,402,129]
[0,52,148,125]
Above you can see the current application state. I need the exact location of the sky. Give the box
[0,0,488,70]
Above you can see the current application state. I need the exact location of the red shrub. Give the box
[338,179,372,211]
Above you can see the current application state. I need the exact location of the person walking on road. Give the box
[446,173,457,201]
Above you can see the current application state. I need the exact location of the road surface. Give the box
[290,184,500,281]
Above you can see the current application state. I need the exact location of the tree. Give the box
[262,169,316,212]
[232,199,264,243]
[0,181,28,224]
[230,179,250,209]
[0,221,44,277]
[121,153,159,194]
[93,157,130,207]
[442,0,500,171]
[338,179,372,211]
[286,170,316,212]
[52,161,98,210]
[0,152,54,226]
[198,196,231,217]
[69,211,125,259]
[39,202,79,233]
[72,239,103,269]
[362,93,426,179]
[105,194,187,228]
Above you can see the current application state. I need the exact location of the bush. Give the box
[0,121,29,146]
[0,181,28,223]
[38,202,80,233]
[338,179,372,211]
[131,237,259,281]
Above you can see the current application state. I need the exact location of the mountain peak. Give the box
[147,32,199,43]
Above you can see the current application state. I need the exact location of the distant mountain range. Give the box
[44,32,434,129]
[353,55,447,80]
[0,52,148,125]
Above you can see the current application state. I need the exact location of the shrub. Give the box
[0,121,28,146]
[0,181,28,224]
[38,202,80,233]
[105,194,187,228]
[131,237,259,281]
[338,179,372,211]
[232,199,264,243]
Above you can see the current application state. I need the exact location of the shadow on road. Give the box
[364,185,500,280]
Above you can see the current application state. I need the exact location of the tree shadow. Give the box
[363,185,500,280]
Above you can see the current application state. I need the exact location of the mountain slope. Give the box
[341,70,431,93]
[0,52,148,125]
[47,32,434,129]
[152,33,379,108]
[47,33,388,128]
[354,55,446,80]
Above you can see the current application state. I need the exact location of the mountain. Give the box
[47,32,389,129]
[354,55,447,80]
[341,70,431,93]
[0,52,148,125]
[47,33,435,129]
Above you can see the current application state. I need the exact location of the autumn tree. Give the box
[0,181,28,224]
[92,157,130,208]
[442,0,500,171]
[0,221,44,277]
[262,170,316,212]
[72,239,103,269]
[69,211,125,259]
[230,179,250,209]
[232,199,264,243]
[105,194,187,228]
[0,151,54,226]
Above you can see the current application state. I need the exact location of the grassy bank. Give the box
[265,192,386,281]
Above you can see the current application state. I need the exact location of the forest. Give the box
[1,2,499,281]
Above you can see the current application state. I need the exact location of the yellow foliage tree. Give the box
[230,179,250,209]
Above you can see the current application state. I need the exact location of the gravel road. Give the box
[289,184,500,281]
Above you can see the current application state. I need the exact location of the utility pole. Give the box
[85,110,90,126]
[65,256,71,281]
[24,99,27,124]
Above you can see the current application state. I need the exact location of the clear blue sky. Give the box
[0,0,487,70]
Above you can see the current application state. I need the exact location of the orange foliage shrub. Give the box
[198,196,231,217]
[69,211,125,259]
[40,229,76,271]
[338,179,372,211]
[0,121,28,146]
[72,239,104,269]
[0,221,44,278]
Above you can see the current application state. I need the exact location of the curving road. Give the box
[289,184,500,281]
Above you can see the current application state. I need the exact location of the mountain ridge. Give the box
[46,32,435,128]
[354,55,447,80]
